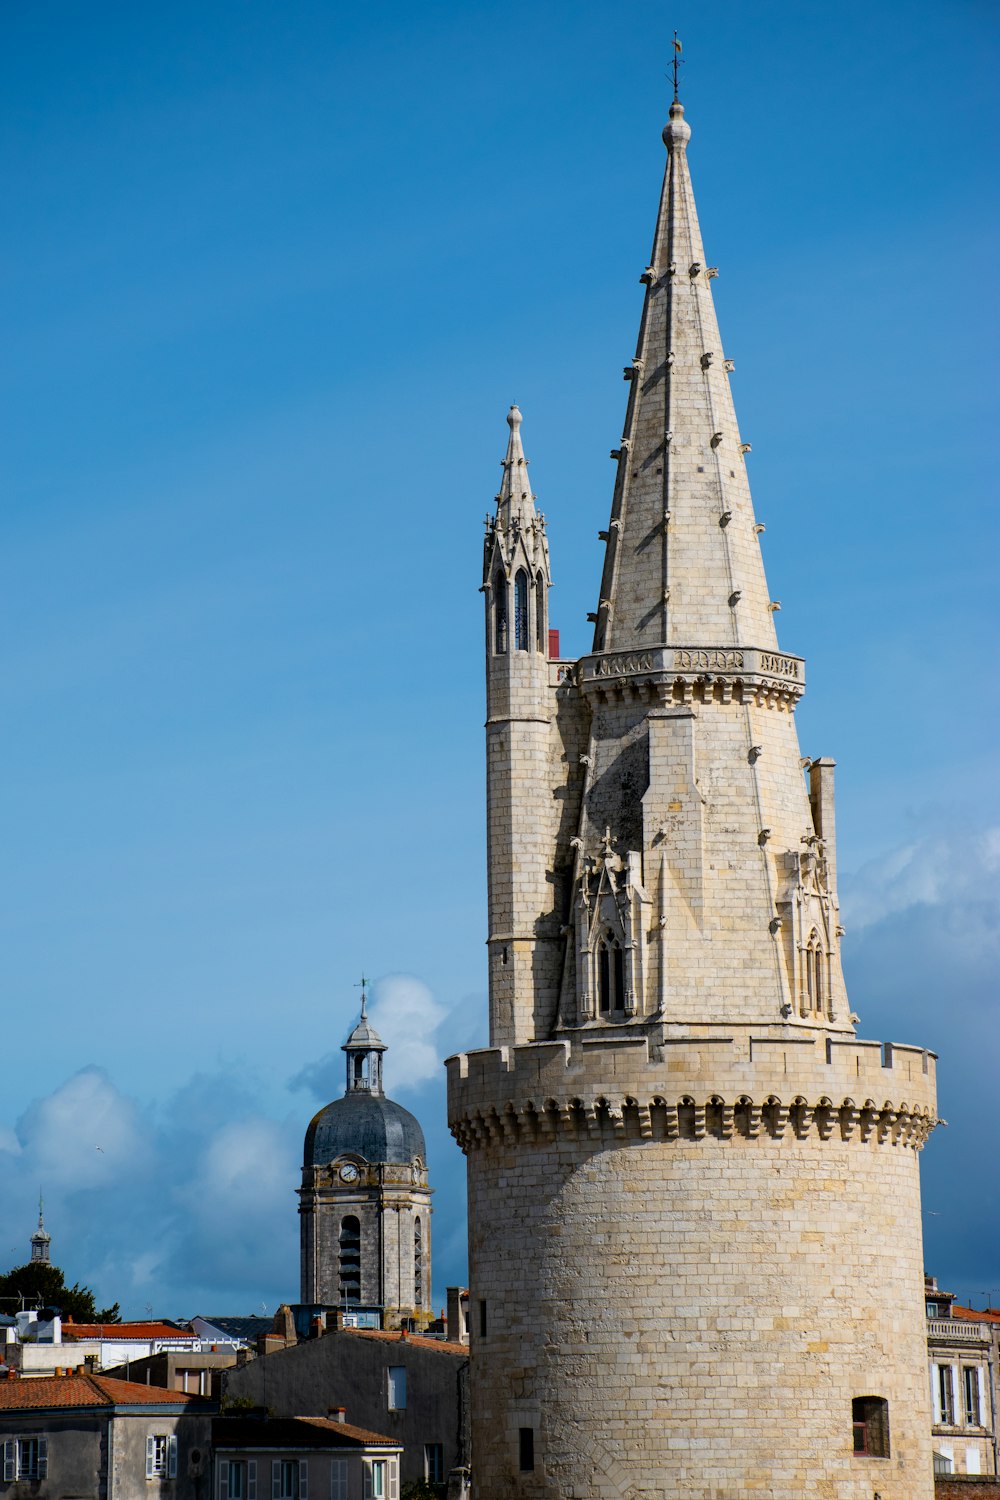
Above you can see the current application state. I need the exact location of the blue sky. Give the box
[2,0,998,1317]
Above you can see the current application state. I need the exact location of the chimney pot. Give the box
[329,1407,347,1423]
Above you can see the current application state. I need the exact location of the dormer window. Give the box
[514,570,529,651]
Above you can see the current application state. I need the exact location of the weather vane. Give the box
[671,32,683,102]
[354,972,369,1014]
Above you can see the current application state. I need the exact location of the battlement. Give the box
[446,1029,937,1152]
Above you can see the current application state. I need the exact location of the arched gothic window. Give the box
[804,930,824,1016]
[597,930,625,1015]
[413,1216,423,1309]
[494,572,508,654]
[535,572,546,653]
[339,1215,361,1305]
[514,570,529,651]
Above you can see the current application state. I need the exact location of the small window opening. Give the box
[479,1299,487,1337]
[518,1428,535,1472]
[494,573,508,654]
[514,570,529,651]
[413,1217,423,1309]
[339,1215,362,1304]
[852,1396,890,1458]
[937,1364,955,1424]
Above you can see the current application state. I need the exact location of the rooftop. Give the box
[0,1372,207,1411]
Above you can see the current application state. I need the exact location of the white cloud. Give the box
[841,825,1000,937]
[369,974,448,1094]
[15,1067,146,1190]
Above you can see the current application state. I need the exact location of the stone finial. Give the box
[662,100,692,150]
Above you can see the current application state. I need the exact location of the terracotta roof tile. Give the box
[349,1328,468,1357]
[952,1305,1000,1324]
[0,1373,202,1411]
[214,1416,398,1450]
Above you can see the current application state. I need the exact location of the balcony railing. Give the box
[927,1318,991,1343]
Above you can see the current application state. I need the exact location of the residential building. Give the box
[0,1370,212,1497]
[213,1415,401,1500]
[221,1325,468,1492]
[299,986,432,1329]
[926,1277,999,1479]
[446,76,938,1498]
[8,1318,213,1377]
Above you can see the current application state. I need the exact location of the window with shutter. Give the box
[330,1459,348,1500]
[273,1458,282,1500]
[3,1441,14,1485]
[219,1459,230,1499]
[147,1435,157,1480]
[247,1459,257,1500]
[298,1459,308,1500]
[387,1457,398,1500]
[168,1434,178,1479]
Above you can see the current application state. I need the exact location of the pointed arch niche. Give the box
[514,570,529,651]
[493,571,508,654]
[535,571,546,652]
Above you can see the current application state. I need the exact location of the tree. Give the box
[0,1262,120,1323]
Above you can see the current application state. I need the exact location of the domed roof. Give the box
[304,1091,425,1168]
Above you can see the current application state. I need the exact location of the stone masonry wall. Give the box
[465,1123,933,1499]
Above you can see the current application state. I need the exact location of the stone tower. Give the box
[447,94,939,1498]
[299,991,432,1328]
[30,1194,50,1265]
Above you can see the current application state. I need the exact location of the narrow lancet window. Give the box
[494,572,508,653]
[514,570,529,651]
[535,571,546,652]
[597,930,623,1015]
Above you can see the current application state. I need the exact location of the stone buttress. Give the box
[448,92,939,1500]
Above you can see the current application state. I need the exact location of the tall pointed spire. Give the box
[496,404,539,535]
[594,97,778,655]
[30,1190,51,1264]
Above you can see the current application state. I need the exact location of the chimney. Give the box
[328,1407,346,1424]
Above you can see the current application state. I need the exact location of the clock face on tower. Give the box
[338,1162,360,1184]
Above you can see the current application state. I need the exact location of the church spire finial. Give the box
[671,32,683,103]
[30,1189,51,1263]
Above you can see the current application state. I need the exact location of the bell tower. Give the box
[299,989,433,1328]
[448,87,939,1498]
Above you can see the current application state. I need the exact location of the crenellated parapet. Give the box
[447,1032,938,1153]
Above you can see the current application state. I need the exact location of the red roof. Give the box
[952,1305,1000,1324]
[62,1322,190,1343]
[0,1373,202,1411]
[350,1328,468,1357]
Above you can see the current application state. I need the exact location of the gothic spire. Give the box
[496,404,537,534]
[594,98,779,655]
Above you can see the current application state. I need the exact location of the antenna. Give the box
[671,32,683,102]
[354,973,369,1016]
